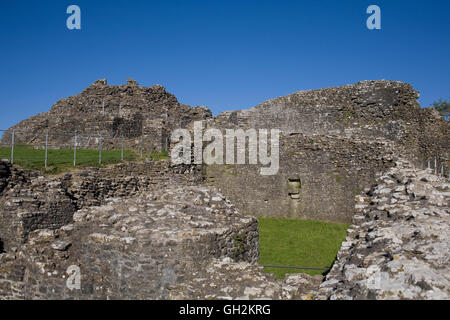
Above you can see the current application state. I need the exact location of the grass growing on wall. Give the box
[148,150,169,161]
[0,145,137,174]
[258,217,349,279]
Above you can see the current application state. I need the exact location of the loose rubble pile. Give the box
[318,160,450,299]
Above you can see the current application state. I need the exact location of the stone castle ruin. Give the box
[1,79,211,152]
[0,79,448,299]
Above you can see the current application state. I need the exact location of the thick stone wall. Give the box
[205,80,449,222]
[0,165,76,251]
[0,161,11,195]
[0,160,203,251]
[212,80,449,161]
[0,160,324,300]
[207,134,396,223]
[0,184,260,299]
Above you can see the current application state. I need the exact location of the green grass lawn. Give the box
[258,217,349,278]
[0,145,137,174]
[148,150,169,161]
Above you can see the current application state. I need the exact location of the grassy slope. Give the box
[148,150,169,161]
[258,217,349,278]
[0,145,137,174]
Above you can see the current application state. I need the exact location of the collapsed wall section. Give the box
[0,159,203,251]
[0,184,259,299]
[0,79,212,153]
[318,160,450,299]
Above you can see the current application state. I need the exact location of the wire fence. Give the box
[0,128,448,179]
[0,128,169,169]
[416,157,450,180]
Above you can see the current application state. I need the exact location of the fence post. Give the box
[99,135,102,165]
[102,99,105,116]
[428,159,430,169]
[45,131,48,168]
[74,133,77,166]
[441,164,444,177]
[140,136,143,158]
[10,129,15,164]
[121,136,124,161]
[434,157,437,175]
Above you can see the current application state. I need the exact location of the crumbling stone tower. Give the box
[1,79,212,152]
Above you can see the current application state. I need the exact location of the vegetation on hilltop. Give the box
[431,98,450,119]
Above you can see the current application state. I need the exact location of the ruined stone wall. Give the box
[2,159,316,300]
[211,80,448,162]
[206,134,396,223]
[0,79,212,152]
[1,158,448,300]
[318,160,450,300]
[205,80,449,222]
[0,165,76,252]
[0,184,260,300]
[2,80,447,224]
[0,160,204,251]
[0,161,10,195]
[0,79,448,300]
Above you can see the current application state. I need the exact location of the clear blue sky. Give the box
[1,0,449,130]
